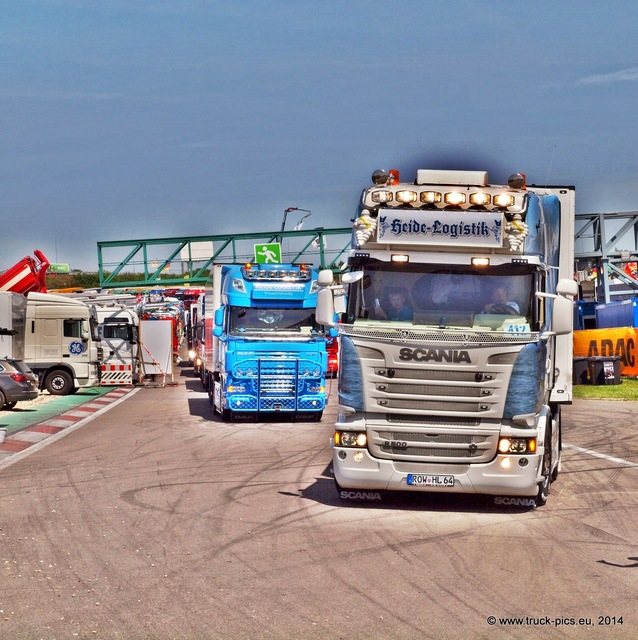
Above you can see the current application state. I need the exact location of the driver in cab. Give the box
[482,285,520,315]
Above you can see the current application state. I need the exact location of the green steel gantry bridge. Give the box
[97,227,352,288]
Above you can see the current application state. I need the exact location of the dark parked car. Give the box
[0,357,39,410]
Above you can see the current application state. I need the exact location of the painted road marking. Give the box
[564,443,638,469]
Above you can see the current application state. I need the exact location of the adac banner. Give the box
[573,327,637,375]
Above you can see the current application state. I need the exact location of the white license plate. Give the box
[407,474,455,487]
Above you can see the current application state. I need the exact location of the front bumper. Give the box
[332,445,542,497]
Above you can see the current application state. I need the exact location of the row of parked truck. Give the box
[0,252,190,405]
[0,251,336,421]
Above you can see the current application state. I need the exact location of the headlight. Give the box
[334,431,367,447]
[498,437,537,454]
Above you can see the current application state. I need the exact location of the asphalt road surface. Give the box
[0,366,637,640]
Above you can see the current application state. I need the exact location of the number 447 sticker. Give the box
[69,341,84,355]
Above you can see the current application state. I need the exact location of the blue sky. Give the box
[2,0,638,271]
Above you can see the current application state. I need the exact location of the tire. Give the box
[551,407,561,482]
[45,370,73,395]
[536,431,552,507]
[0,390,7,408]
[3,401,17,410]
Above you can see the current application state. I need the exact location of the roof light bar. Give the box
[242,265,311,281]
[362,169,526,213]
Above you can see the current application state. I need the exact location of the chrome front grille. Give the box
[378,431,484,444]
[378,399,490,413]
[369,428,498,463]
[387,414,480,426]
[375,368,489,382]
[377,383,492,397]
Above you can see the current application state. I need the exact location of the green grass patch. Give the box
[573,377,638,400]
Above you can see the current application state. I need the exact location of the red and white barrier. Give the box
[100,363,134,385]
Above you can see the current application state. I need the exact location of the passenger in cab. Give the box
[374,289,413,321]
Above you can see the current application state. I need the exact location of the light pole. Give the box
[280,207,312,235]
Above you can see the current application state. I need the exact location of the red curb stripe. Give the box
[0,440,32,452]
[24,425,66,435]
[1,387,135,452]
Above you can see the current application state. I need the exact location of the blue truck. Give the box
[202,263,329,421]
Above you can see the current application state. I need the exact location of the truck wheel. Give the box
[45,370,73,395]
[536,434,552,507]
[551,407,562,482]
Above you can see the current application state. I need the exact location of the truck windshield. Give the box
[346,264,537,330]
[229,307,321,335]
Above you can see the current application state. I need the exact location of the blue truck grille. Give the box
[258,359,298,411]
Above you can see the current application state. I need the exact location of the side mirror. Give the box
[317,269,334,286]
[214,307,224,327]
[316,289,335,327]
[552,296,574,335]
[556,278,578,297]
[213,326,223,338]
